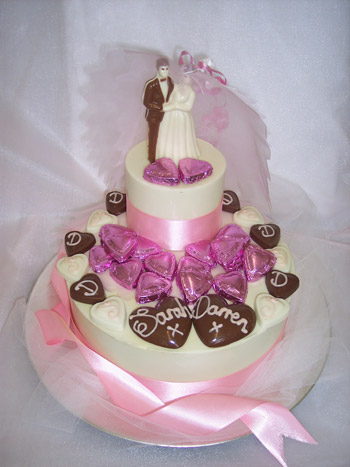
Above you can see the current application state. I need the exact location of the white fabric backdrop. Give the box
[1,1,349,466]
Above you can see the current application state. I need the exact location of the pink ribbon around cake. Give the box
[126,198,222,250]
[35,260,316,467]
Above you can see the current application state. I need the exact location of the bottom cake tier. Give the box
[57,201,298,383]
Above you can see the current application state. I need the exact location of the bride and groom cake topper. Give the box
[143,57,211,185]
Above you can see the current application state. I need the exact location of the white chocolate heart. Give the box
[267,245,291,273]
[57,254,89,283]
[90,296,126,332]
[255,293,289,328]
[233,206,264,228]
[86,210,118,234]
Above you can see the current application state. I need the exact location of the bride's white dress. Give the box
[156,83,200,163]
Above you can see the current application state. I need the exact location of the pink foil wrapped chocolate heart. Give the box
[99,224,137,240]
[144,251,177,281]
[243,244,276,282]
[99,224,138,263]
[176,256,213,303]
[178,158,213,184]
[132,236,162,260]
[211,236,246,269]
[224,254,244,272]
[185,240,216,269]
[135,272,172,303]
[89,245,113,273]
[213,271,247,303]
[215,224,250,243]
[143,158,180,186]
[110,259,142,289]
[211,224,251,269]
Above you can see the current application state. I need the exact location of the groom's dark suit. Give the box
[143,76,174,163]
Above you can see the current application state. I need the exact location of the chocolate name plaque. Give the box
[129,297,192,348]
[193,294,256,347]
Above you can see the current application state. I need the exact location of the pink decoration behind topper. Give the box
[126,198,222,251]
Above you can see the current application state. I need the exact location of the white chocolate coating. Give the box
[125,139,226,220]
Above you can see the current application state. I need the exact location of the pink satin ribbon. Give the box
[127,198,222,250]
[35,260,316,466]
[179,50,227,86]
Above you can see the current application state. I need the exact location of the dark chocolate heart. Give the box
[265,269,300,299]
[129,296,192,348]
[70,273,106,305]
[64,231,96,256]
[106,191,127,216]
[193,294,256,347]
[222,190,240,214]
[250,224,281,249]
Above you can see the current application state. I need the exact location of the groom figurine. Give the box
[143,58,174,163]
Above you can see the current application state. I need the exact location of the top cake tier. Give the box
[125,139,226,250]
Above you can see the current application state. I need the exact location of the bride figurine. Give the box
[156,74,200,164]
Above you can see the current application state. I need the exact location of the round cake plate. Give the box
[25,258,329,448]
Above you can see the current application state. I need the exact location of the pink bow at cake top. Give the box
[179,50,227,85]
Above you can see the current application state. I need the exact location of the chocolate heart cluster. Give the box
[66,219,298,306]
[64,189,299,348]
[129,294,256,349]
[178,223,279,304]
[65,222,176,304]
[143,157,213,185]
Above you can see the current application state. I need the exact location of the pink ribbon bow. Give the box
[179,50,227,85]
[35,259,316,467]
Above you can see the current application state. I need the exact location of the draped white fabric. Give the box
[1,1,349,466]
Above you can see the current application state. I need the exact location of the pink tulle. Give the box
[82,48,270,211]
